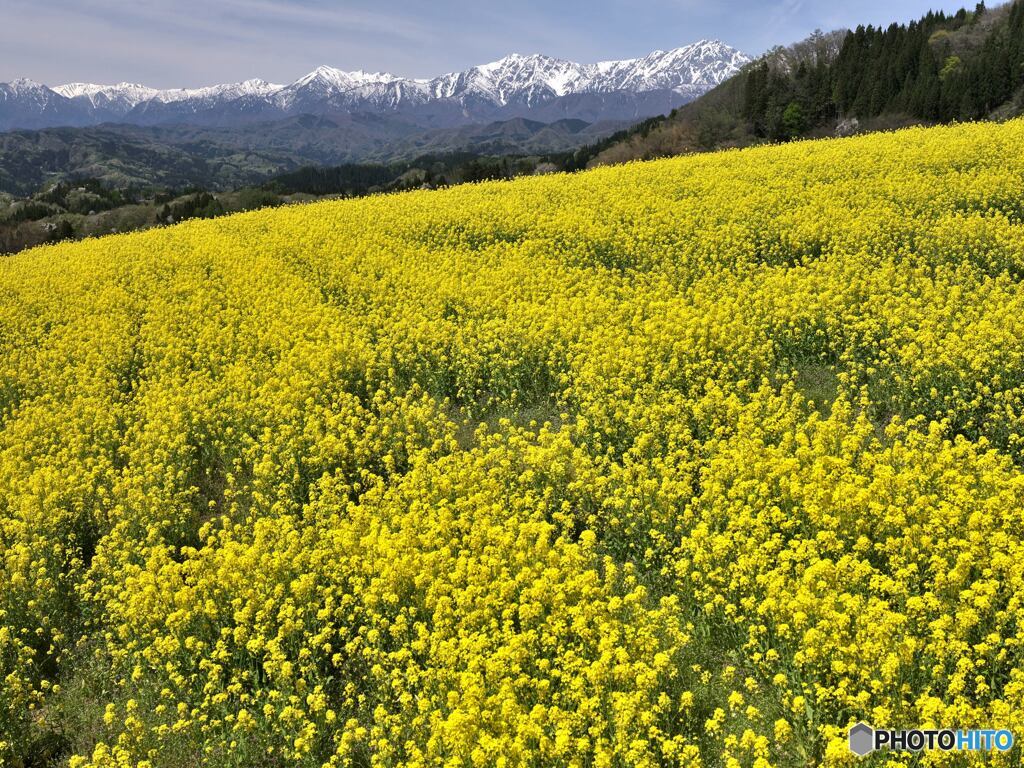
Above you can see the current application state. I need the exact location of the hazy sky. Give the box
[1,0,975,88]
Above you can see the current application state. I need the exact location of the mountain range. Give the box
[0,41,749,132]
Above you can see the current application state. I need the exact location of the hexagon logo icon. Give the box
[849,722,875,756]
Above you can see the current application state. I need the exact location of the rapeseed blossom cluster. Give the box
[3,120,1024,766]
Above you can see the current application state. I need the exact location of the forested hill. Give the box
[831,2,1023,122]
[585,0,1024,166]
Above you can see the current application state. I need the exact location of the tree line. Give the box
[743,1,1024,141]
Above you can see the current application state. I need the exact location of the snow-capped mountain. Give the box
[54,82,159,113]
[595,41,751,93]
[437,41,749,105]
[269,40,748,113]
[53,79,281,107]
[0,40,749,131]
[0,78,94,129]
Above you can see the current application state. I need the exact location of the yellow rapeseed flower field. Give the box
[3,120,1024,767]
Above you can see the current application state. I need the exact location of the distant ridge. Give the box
[0,41,750,131]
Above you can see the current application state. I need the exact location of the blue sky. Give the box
[1,0,976,87]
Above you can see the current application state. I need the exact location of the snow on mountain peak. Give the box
[293,66,401,91]
[460,40,749,102]
[466,53,589,100]
[231,79,283,96]
[50,80,282,112]
[1,79,62,108]
[34,41,748,106]
[7,78,48,92]
[1,40,749,128]
[278,40,748,106]
[591,41,750,93]
[54,82,160,109]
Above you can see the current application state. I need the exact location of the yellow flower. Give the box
[5,117,1024,768]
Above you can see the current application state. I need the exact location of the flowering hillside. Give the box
[3,121,1024,767]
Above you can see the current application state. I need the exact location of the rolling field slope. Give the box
[3,121,1024,767]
